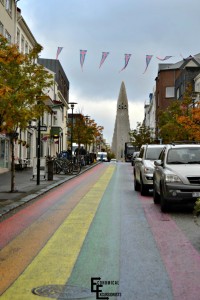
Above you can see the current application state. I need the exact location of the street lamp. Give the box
[28,119,40,185]
[37,117,41,185]
[68,102,77,158]
[84,115,90,152]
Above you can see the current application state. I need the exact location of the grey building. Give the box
[111,81,131,161]
[38,58,69,104]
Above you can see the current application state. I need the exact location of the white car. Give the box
[134,144,165,195]
[153,143,200,212]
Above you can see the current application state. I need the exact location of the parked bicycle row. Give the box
[51,157,82,175]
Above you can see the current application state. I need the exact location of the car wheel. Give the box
[153,183,160,204]
[160,185,168,212]
[140,176,148,196]
[134,174,140,191]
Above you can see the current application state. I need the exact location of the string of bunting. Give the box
[56,47,186,73]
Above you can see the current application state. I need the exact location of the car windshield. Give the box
[167,147,200,164]
[145,147,163,160]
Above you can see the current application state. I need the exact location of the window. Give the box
[5,30,11,43]
[53,115,58,126]
[0,21,3,35]
[25,41,29,54]
[21,35,25,53]
[146,147,163,160]
[195,82,200,93]
[177,88,180,99]
[16,28,20,48]
[6,0,12,14]
[166,86,175,98]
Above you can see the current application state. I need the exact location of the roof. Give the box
[158,53,200,72]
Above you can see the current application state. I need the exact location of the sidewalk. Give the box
[0,163,98,217]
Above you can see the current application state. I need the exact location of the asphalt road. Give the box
[0,162,200,300]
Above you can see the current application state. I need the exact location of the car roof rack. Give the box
[171,140,200,145]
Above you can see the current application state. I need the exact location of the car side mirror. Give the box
[154,160,162,166]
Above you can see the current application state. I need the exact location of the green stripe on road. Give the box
[67,164,120,296]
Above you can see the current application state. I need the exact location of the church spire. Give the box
[117,81,129,111]
[111,82,131,161]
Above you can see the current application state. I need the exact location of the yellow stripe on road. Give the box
[1,165,115,300]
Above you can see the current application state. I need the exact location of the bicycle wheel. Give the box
[64,163,73,175]
[72,163,81,175]
[56,165,62,174]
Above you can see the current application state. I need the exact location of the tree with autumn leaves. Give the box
[0,35,53,191]
[158,83,200,143]
[130,83,200,148]
[68,113,104,154]
[130,122,154,149]
[176,84,200,141]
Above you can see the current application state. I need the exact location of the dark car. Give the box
[153,143,200,212]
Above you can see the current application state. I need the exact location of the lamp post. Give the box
[37,117,41,185]
[68,102,77,158]
[84,115,90,152]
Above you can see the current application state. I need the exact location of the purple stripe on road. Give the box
[140,197,200,300]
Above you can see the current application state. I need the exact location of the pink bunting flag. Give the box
[99,52,109,69]
[143,55,153,73]
[56,47,63,60]
[120,54,132,72]
[156,56,173,61]
[80,50,87,71]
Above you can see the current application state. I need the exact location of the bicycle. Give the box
[53,158,72,175]
[71,157,82,175]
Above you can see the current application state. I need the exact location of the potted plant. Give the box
[22,141,26,146]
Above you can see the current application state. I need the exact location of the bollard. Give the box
[47,160,54,180]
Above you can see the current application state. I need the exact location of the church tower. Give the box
[111,81,131,161]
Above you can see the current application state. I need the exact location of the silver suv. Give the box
[134,144,165,195]
[153,143,200,212]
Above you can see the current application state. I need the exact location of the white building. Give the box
[143,87,156,140]
[0,1,69,172]
[0,0,19,169]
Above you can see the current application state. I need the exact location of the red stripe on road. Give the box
[140,197,200,300]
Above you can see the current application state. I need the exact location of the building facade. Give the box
[0,1,70,172]
[146,54,200,141]
[38,58,70,156]
[0,0,19,169]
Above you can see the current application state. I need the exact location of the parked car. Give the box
[131,151,139,166]
[134,144,165,195]
[153,143,200,212]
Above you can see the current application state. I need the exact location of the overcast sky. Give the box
[18,0,200,144]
